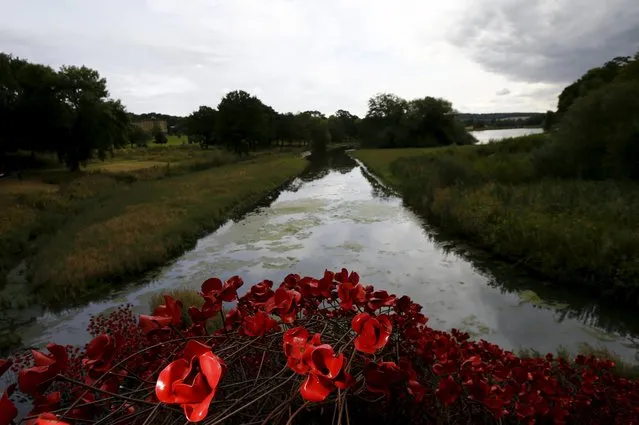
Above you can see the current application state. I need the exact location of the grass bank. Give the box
[354,135,639,305]
[0,147,306,308]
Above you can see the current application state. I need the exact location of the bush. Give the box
[536,81,639,180]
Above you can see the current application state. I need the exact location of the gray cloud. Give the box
[449,0,639,84]
[496,88,510,96]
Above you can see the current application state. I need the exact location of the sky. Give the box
[1,0,638,117]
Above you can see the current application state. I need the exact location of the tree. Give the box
[310,117,331,156]
[360,93,473,148]
[536,80,639,180]
[152,122,168,144]
[128,124,150,147]
[217,90,270,155]
[186,106,217,148]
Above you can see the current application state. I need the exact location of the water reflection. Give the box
[12,148,639,364]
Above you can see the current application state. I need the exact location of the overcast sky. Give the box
[1,0,638,116]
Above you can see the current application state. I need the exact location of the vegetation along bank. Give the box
[355,50,639,306]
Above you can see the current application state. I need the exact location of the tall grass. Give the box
[354,134,639,305]
[0,150,305,307]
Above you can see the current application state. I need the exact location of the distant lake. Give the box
[470,128,544,144]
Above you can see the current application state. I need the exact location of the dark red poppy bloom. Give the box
[366,290,397,311]
[241,311,279,337]
[436,375,462,406]
[352,313,392,354]
[283,328,321,374]
[363,361,403,397]
[34,413,70,425]
[223,308,242,330]
[335,268,359,285]
[202,276,243,302]
[0,388,17,425]
[246,279,274,305]
[156,340,226,422]
[139,295,183,333]
[265,287,301,323]
[30,391,61,415]
[334,369,355,390]
[0,359,11,378]
[283,274,301,289]
[337,281,367,310]
[18,343,68,396]
[82,334,118,377]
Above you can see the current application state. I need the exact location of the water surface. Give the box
[471,127,544,144]
[14,131,639,364]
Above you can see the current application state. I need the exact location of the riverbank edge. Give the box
[6,154,309,312]
[352,147,639,307]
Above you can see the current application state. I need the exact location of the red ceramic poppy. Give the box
[139,295,183,333]
[335,268,359,285]
[300,373,333,402]
[363,361,403,397]
[153,295,183,325]
[436,375,462,406]
[33,413,70,425]
[82,334,118,376]
[244,279,275,305]
[29,391,61,415]
[202,276,243,302]
[283,327,310,359]
[337,281,367,310]
[366,290,397,311]
[0,389,17,425]
[306,344,344,380]
[241,311,279,337]
[283,273,301,289]
[265,287,301,323]
[352,313,392,354]
[224,308,242,330]
[156,341,226,422]
[18,343,68,396]
[0,359,11,378]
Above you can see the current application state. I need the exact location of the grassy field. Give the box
[0,146,306,308]
[354,135,639,305]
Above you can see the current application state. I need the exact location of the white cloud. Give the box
[1,0,633,116]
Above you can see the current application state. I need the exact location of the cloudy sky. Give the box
[1,0,637,116]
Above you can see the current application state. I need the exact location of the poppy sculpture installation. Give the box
[2,268,639,424]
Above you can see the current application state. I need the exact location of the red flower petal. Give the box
[153,295,183,326]
[201,278,223,294]
[283,327,310,359]
[34,413,70,425]
[0,359,12,378]
[308,345,344,379]
[183,341,213,363]
[156,358,190,403]
[139,314,172,334]
[300,373,334,402]
[0,390,17,425]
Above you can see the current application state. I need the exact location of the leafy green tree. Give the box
[56,66,129,170]
[537,80,639,180]
[217,90,270,154]
[152,122,168,144]
[186,106,217,148]
[128,124,150,147]
[310,117,331,156]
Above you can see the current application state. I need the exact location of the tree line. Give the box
[537,48,639,180]
[1,53,476,171]
[0,53,129,171]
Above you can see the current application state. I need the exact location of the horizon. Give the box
[1,0,637,117]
